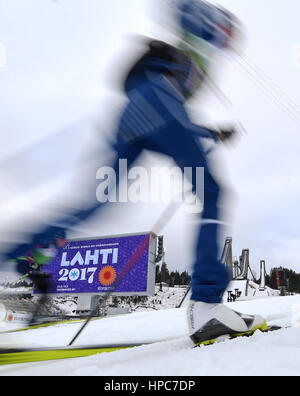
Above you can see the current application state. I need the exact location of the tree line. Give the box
[265,267,300,293]
[156,262,190,286]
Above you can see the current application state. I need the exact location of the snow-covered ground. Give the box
[0,294,300,376]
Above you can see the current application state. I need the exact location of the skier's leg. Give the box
[14,258,52,324]
[5,140,142,263]
[139,125,267,343]
[143,125,230,303]
[6,140,142,325]
[190,170,230,304]
[147,128,267,344]
[176,151,230,304]
[4,141,142,323]
[28,274,50,325]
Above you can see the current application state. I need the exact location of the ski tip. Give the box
[0,344,139,366]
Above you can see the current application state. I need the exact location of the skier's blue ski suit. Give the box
[7,41,230,303]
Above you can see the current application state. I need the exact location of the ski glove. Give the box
[218,127,237,143]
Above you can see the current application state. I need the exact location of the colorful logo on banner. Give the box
[37,234,151,295]
[99,266,117,286]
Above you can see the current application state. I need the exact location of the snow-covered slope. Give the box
[0,282,280,319]
[0,295,300,376]
[133,286,188,311]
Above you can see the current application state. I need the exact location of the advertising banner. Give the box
[35,232,157,296]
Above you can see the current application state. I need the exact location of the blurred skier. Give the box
[171,0,267,344]
[12,229,67,324]
[3,0,266,339]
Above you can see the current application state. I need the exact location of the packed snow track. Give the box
[0,295,299,376]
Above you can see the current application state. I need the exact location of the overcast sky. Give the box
[0,0,300,279]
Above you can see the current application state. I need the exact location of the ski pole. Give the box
[68,198,184,346]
